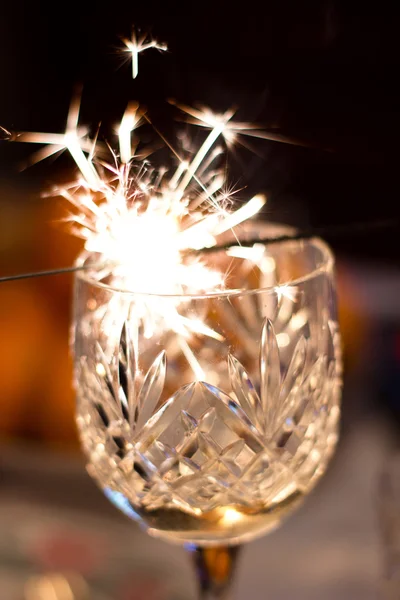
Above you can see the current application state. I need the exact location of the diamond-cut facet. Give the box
[76,313,341,516]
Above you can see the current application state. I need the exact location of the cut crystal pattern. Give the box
[77,317,341,516]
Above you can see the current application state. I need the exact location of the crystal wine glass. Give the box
[73,222,342,599]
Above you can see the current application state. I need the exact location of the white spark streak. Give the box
[64,131,100,189]
[214,194,266,235]
[168,160,188,190]
[179,316,224,341]
[190,174,225,211]
[176,112,234,195]
[17,97,101,189]
[10,40,275,343]
[178,337,205,380]
[123,31,167,79]
[197,146,224,178]
[227,243,266,261]
[13,99,267,339]
[118,102,140,164]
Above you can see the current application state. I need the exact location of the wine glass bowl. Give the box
[73,223,342,550]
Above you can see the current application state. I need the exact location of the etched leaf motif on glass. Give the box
[74,224,342,550]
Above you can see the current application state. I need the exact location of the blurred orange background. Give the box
[0,181,83,446]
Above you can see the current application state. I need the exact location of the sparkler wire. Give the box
[0,219,396,284]
[0,262,108,284]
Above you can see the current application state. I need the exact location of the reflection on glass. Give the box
[73,223,342,598]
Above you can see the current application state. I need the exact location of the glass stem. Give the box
[188,545,241,600]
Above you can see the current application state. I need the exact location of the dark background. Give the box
[1,1,399,260]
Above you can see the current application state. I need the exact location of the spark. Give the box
[197,145,224,178]
[12,99,266,362]
[171,100,309,151]
[227,243,266,261]
[189,173,224,211]
[214,194,266,235]
[274,284,297,303]
[123,30,167,79]
[179,316,224,341]
[178,337,205,380]
[168,160,189,190]
[15,94,100,189]
[8,35,283,377]
[118,101,141,163]
[169,102,235,196]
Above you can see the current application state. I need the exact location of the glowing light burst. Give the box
[274,284,297,303]
[122,30,167,79]
[7,35,276,348]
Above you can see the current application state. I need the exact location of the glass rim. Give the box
[76,229,335,300]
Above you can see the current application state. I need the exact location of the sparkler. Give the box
[3,29,277,341]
